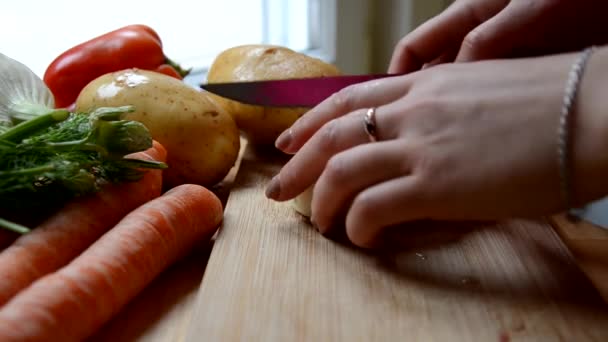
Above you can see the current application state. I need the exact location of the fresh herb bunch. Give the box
[0,52,167,233]
[0,106,167,233]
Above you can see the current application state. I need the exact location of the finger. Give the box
[275,75,411,154]
[422,46,459,69]
[270,111,373,201]
[311,140,411,234]
[345,176,430,248]
[268,107,394,202]
[388,1,490,74]
[455,1,537,62]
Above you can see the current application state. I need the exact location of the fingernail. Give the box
[265,176,281,200]
[275,129,292,151]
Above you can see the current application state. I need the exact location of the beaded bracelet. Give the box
[558,46,596,216]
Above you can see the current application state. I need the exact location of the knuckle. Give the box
[463,0,504,22]
[317,119,341,150]
[396,36,409,49]
[398,145,417,174]
[393,37,411,57]
[324,155,349,183]
[415,148,439,175]
[350,191,378,222]
[330,86,357,113]
[414,154,449,193]
[399,44,423,67]
[461,29,486,52]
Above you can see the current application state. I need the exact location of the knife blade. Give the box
[200,74,399,107]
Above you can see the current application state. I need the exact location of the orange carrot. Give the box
[0,184,223,341]
[0,141,166,306]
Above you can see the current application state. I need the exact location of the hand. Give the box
[266,52,588,248]
[389,0,608,73]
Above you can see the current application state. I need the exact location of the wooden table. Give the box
[92,142,608,341]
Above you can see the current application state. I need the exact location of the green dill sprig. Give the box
[0,106,167,233]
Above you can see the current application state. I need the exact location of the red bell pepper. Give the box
[43,24,190,108]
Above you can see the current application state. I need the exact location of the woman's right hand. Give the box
[389,0,608,74]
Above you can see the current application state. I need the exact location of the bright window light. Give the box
[0,0,314,78]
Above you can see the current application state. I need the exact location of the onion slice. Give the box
[0,53,55,125]
[292,185,313,218]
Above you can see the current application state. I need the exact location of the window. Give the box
[0,0,332,79]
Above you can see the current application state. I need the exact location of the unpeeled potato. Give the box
[207,45,341,146]
[75,69,240,188]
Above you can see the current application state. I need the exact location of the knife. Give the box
[200,74,399,107]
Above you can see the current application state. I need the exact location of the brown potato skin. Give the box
[207,45,341,146]
[75,69,240,188]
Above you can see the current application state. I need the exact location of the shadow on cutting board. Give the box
[322,218,608,310]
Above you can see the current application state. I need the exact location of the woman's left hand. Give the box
[265,51,598,248]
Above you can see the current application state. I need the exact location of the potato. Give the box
[75,68,240,188]
[207,45,341,146]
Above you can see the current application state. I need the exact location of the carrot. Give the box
[0,184,223,341]
[0,141,166,306]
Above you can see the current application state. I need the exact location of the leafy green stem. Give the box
[0,217,30,234]
[121,158,168,169]
[45,140,108,155]
[0,139,15,149]
[164,55,192,77]
[0,110,69,143]
[0,164,54,176]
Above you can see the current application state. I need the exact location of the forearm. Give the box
[572,45,608,205]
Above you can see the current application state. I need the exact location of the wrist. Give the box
[571,45,608,205]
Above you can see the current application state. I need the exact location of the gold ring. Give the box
[363,107,378,142]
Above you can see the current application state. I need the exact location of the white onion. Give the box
[291,185,314,218]
[0,52,55,125]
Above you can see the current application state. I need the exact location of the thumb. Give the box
[455,2,531,62]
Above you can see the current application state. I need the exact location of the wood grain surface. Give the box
[181,146,608,342]
[91,143,608,341]
[550,215,608,303]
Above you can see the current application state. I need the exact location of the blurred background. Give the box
[1,0,451,79]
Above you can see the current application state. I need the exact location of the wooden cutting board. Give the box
[93,144,608,341]
[183,146,608,341]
